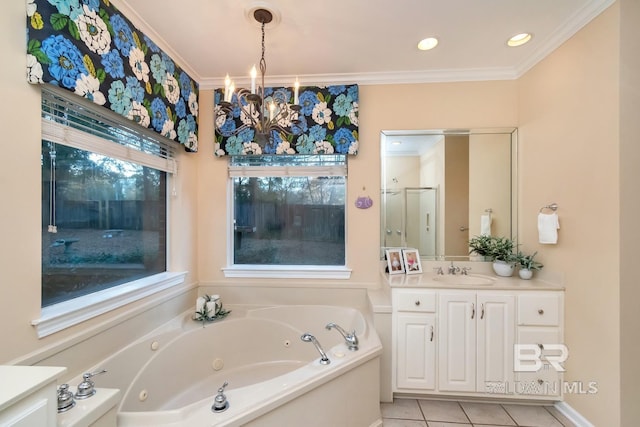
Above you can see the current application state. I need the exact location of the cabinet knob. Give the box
[538,309,544,315]
[415,300,421,306]
[537,379,544,385]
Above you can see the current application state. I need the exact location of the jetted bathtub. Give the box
[85,304,383,426]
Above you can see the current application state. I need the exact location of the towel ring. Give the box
[539,203,558,213]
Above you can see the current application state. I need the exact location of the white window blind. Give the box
[41,87,177,174]
[228,155,347,177]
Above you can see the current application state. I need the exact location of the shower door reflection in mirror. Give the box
[382,187,437,258]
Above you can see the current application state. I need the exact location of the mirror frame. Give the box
[380,127,518,261]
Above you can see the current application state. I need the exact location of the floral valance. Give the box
[26,0,199,152]
[214,84,358,156]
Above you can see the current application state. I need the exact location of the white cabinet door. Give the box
[396,313,436,390]
[438,292,476,392]
[476,294,515,394]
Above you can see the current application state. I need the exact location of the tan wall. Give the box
[619,0,640,425]
[444,136,469,255]
[0,1,198,367]
[468,134,511,238]
[518,4,620,425]
[197,81,519,287]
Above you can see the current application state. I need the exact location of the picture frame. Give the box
[386,248,405,274]
[402,248,422,274]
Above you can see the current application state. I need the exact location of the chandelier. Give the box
[215,8,301,147]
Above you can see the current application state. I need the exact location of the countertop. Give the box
[383,261,564,292]
[0,365,67,411]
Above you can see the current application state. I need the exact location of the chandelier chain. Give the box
[259,20,267,81]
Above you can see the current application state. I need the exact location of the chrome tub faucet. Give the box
[301,333,330,365]
[326,322,359,351]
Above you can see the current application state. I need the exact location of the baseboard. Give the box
[554,401,594,427]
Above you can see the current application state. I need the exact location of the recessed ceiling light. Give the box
[507,33,532,47]
[417,37,439,51]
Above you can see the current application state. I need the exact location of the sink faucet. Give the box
[301,333,331,364]
[448,262,460,275]
[326,322,359,351]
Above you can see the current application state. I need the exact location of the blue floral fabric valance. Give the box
[214,84,358,156]
[26,0,199,152]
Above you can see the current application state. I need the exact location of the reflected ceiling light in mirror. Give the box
[417,37,439,51]
[507,33,533,47]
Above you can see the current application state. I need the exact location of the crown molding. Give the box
[114,0,615,90]
[513,0,616,77]
[197,67,520,90]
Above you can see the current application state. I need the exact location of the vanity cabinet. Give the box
[0,366,66,427]
[515,292,564,396]
[391,286,563,400]
[393,290,437,391]
[438,292,514,393]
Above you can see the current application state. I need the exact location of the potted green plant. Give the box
[516,251,543,280]
[468,235,493,261]
[486,236,517,276]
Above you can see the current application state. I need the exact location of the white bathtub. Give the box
[86,304,382,426]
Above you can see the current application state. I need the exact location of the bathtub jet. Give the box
[300,333,330,365]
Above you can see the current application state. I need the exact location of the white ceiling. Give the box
[113,0,613,89]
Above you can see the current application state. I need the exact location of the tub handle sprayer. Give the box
[301,333,330,365]
[326,322,359,351]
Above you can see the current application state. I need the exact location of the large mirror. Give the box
[381,128,517,260]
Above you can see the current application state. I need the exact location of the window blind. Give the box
[41,87,177,174]
[228,155,347,177]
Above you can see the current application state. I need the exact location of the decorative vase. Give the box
[492,261,515,277]
[518,268,533,280]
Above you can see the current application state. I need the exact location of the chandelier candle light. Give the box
[216,8,301,147]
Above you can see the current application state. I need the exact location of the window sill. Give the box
[31,271,187,338]
[222,265,352,279]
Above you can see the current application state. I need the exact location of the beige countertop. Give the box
[383,261,564,292]
[0,365,67,412]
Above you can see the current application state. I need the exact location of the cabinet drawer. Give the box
[515,326,563,396]
[518,294,561,326]
[394,290,436,312]
[517,326,562,359]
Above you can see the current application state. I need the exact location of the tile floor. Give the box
[380,398,576,427]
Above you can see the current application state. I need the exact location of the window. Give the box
[40,87,175,308]
[228,155,347,276]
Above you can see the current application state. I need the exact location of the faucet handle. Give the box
[433,267,444,275]
[75,369,107,399]
[57,384,75,413]
[461,267,472,275]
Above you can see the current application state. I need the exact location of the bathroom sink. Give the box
[433,274,496,286]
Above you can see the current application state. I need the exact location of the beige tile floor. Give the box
[381,398,576,427]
